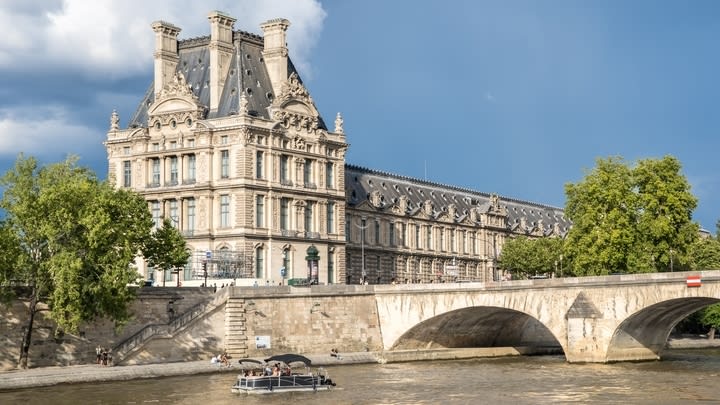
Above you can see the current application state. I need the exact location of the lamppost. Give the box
[670,248,674,272]
[354,216,368,284]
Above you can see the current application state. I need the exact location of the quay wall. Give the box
[0,287,215,370]
[0,285,384,370]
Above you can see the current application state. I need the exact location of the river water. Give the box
[2,349,719,404]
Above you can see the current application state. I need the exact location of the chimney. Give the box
[151,21,181,100]
[208,11,236,112]
[260,18,291,97]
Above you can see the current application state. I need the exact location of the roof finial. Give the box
[110,110,119,131]
[239,93,249,115]
[334,112,344,134]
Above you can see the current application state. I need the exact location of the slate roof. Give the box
[128,30,326,130]
[345,164,571,235]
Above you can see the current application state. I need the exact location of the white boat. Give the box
[231,354,336,394]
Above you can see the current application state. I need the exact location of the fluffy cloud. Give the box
[0,106,101,159]
[0,0,326,167]
[0,0,326,78]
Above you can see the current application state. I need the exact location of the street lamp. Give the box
[354,216,368,284]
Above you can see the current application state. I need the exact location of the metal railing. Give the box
[112,288,229,363]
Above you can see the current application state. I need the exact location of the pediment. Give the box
[268,73,321,133]
[283,100,317,117]
[148,97,200,116]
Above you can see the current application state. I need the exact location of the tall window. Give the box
[304,201,314,232]
[187,198,195,233]
[169,156,178,185]
[256,151,264,179]
[123,160,131,187]
[151,201,161,228]
[374,221,381,245]
[326,201,335,234]
[255,247,264,278]
[280,198,290,231]
[440,228,445,251]
[256,195,265,228]
[255,247,265,278]
[325,162,334,188]
[451,229,456,252]
[187,154,196,182]
[401,223,407,247]
[151,158,160,186]
[415,224,421,249]
[472,232,477,255]
[220,195,230,227]
[280,155,290,184]
[169,200,178,227]
[389,223,395,247]
[303,159,314,187]
[328,252,334,284]
[426,225,433,251]
[345,216,351,241]
[220,150,229,178]
[361,218,367,243]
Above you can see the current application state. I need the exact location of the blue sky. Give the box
[1,0,718,231]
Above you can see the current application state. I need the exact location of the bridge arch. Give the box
[605,297,720,362]
[390,306,561,352]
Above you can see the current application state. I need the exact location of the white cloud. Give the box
[0,0,326,78]
[0,106,100,159]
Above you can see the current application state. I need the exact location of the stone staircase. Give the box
[112,288,230,364]
[224,297,251,358]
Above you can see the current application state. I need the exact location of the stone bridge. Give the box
[373,270,720,363]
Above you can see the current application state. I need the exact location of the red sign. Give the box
[686,275,702,288]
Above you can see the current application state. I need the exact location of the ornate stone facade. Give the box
[105,12,570,286]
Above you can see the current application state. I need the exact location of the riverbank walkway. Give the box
[0,351,378,391]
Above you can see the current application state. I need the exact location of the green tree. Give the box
[564,157,636,275]
[498,236,564,279]
[633,156,698,272]
[0,155,153,369]
[689,237,720,270]
[143,218,191,287]
[700,304,720,340]
[563,156,698,276]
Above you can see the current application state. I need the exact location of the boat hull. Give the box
[231,375,334,394]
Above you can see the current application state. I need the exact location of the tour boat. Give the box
[231,354,336,394]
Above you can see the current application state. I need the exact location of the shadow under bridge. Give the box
[391,306,562,353]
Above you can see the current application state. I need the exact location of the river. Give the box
[2,348,719,404]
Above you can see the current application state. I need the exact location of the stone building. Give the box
[105,11,571,286]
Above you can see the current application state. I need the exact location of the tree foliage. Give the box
[143,218,191,284]
[563,156,698,276]
[498,236,564,279]
[0,155,154,368]
[689,237,720,270]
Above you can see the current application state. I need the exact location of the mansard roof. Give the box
[128,30,327,130]
[345,164,571,236]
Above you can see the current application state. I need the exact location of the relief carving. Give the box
[273,72,314,106]
[369,190,383,208]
